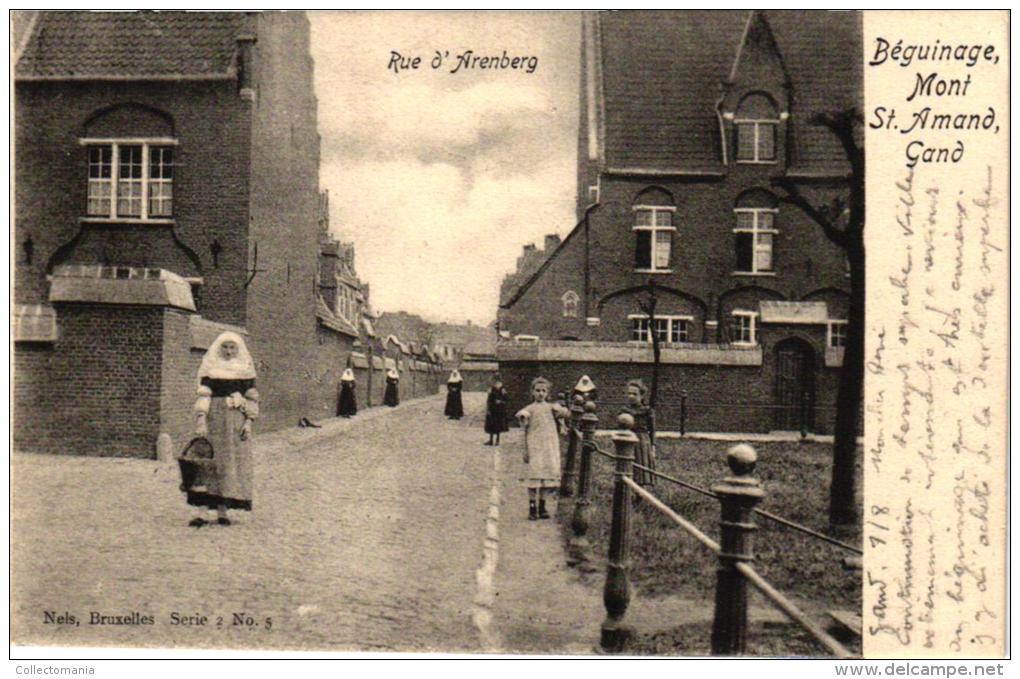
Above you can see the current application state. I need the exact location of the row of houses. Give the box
[497,10,861,434]
[11,11,450,458]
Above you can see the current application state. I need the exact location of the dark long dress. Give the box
[338,381,357,417]
[484,387,509,433]
[384,376,399,407]
[624,403,656,487]
[445,382,464,419]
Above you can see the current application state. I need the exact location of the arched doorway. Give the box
[773,338,816,431]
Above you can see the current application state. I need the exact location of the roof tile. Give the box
[17,11,244,78]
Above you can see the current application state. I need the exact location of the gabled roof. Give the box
[599,11,746,172]
[766,11,862,173]
[316,296,359,338]
[500,205,596,310]
[597,10,861,174]
[16,11,245,80]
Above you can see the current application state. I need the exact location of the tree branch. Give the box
[775,178,849,249]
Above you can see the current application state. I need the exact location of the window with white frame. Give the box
[629,314,692,344]
[336,284,360,323]
[734,94,779,163]
[827,320,847,348]
[729,310,758,345]
[735,121,777,162]
[734,208,778,273]
[562,290,579,318]
[84,140,175,220]
[587,185,600,204]
[633,205,675,272]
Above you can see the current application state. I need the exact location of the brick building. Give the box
[497,11,861,433]
[13,11,345,456]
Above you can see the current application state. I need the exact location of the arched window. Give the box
[561,290,579,318]
[632,187,676,272]
[82,104,176,220]
[734,190,778,274]
[734,93,779,163]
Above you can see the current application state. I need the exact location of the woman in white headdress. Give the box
[183,331,258,527]
[337,367,357,418]
[383,367,400,407]
[444,369,464,420]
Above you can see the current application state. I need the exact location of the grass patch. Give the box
[568,437,862,609]
[629,620,862,657]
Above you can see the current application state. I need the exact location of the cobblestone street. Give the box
[12,394,498,652]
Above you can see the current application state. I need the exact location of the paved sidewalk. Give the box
[12,394,492,652]
[488,432,789,655]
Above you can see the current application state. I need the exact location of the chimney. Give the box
[544,234,561,252]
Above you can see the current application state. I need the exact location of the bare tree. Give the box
[775,109,864,531]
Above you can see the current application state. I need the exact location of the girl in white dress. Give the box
[516,377,570,520]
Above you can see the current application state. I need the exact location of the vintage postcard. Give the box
[9,9,1008,662]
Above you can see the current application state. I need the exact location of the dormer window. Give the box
[734,94,779,164]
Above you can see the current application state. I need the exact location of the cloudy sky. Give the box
[309,11,581,325]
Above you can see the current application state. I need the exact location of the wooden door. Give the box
[774,339,815,431]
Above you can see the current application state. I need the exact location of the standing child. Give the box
[484,375,509,445]
[623,379,656,488]
[445,369,464,420]
[516,377,570,520]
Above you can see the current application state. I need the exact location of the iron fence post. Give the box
[560,394,586,497]
[568,400,599,570]
[710,443,765,655]
[601,413,638,653]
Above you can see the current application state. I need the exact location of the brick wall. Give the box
[308,325,356,422]
[14,80,253,326]
[14,304,167,457]
[243,12,329,432]
[159,310,204,454]
[498,350,841,435]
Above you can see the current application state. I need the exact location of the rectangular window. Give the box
[633,206,676,272]
[729,311,758,345]
[735,121,778,163]
[630,315,692,344]
[148,147,174,217]
[734,208,777,274]
[84,141,175,220]
[117,145,143,217]
[828,320,848,348]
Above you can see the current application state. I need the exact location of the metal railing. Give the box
[565,400,856,657]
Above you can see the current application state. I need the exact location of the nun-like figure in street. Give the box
[573,374,597,404]
[338,368,357,418]
[383,367,400,407]
[184,331,259,527]
[445,369,464,420]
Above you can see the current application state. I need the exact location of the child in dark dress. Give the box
[484,375,509,445]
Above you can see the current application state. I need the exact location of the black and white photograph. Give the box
[9,9,1007,664]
